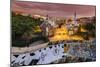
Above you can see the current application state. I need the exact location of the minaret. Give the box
[45,14,49,36]
[74,12,77,25]
[46,14,49,20]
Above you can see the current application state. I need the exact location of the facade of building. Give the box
[40,15,54,36]
[40,13,84,42]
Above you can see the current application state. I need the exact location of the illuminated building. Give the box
[41,13,84,42]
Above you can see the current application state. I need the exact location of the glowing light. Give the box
[49,24,83,42]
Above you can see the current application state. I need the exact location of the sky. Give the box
[11,1,96,18]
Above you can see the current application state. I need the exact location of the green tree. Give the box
[12,12,43,47]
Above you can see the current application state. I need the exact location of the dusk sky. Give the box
[11,1,96,18]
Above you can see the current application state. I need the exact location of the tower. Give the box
[74,12,77,25]
[46,14,49,20]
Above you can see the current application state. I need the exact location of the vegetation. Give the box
[12,12,96,47]
[12,12,48,47]
[76,17,96,40]
[12,13,42,38]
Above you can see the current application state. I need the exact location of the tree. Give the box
[12,13,43,38]
[12,12,43,47]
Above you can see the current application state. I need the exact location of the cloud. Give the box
[11,1,96,17]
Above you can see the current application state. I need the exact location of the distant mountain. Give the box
[77,16,96,24]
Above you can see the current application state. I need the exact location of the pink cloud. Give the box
[11,1,96,17]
